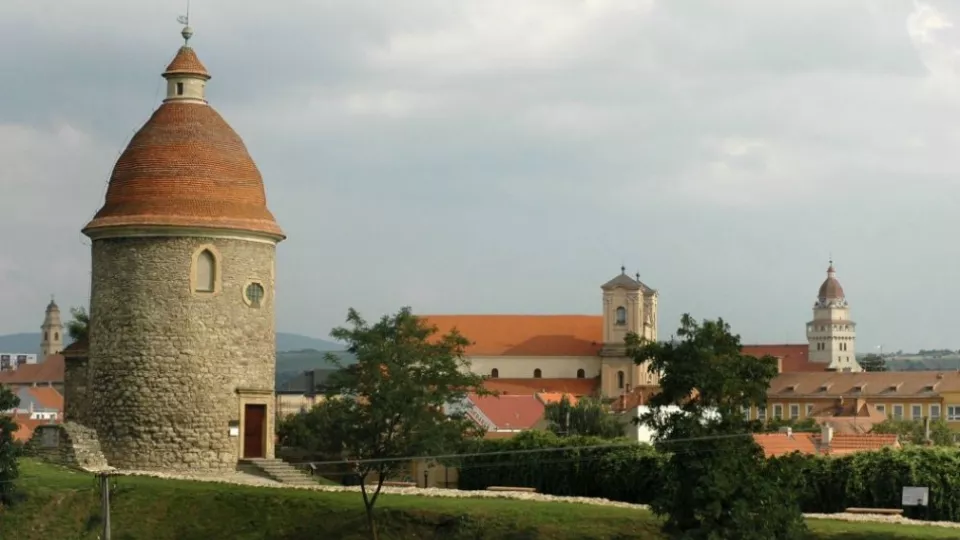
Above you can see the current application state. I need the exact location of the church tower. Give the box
[806,261,860,372]
[78,24,285,472]
[599,267,660,397]
[40,296,64,357]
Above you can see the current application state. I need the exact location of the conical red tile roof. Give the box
[83,44,283,239]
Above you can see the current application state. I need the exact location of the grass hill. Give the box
[1,459,954,540]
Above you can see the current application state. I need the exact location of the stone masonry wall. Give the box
[88,235,276,473]
[63,356,90,424]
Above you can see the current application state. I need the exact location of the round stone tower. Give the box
[81,26,285,472]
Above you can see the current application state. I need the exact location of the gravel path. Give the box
[92,467,960,528]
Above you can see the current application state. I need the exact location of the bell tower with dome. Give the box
[806,261,860,372]
[75,24,285,472]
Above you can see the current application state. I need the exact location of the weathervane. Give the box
[177,0,193,44]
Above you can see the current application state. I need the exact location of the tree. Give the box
[871,418,954,446]
[66,306,89,343]
[544,395,624,439]
[313,307,488,540]
[759,417,819,433]
[858,353,886,372]
[627,314,807,540]
[0,385,20,506]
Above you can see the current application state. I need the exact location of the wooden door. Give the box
[243,404,266,458]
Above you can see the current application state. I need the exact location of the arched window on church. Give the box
[195,249,217,293]
[533,368,542,378]
[615,306,626,325]
[54,332,59,341]
[617,370,625,389]
[44,331,48,341]
[576,368,585,379]
[490,368,499,378]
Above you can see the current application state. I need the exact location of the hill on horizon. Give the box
[0,332,343,355]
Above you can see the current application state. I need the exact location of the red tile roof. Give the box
[610,386,660,412]
[469,394,545,430]
[742,344,823,373]
[164,46,210,78]
[27,387,63,411]
[536,392,578,406]
[4,414,54,443]
[818,433,900,455]
[753,432,818,457]
[422,315,603,357]
[484,378,599,397]
[0,355,64,385]
[83,44,283,240]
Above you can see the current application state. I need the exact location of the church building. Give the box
[423,267,661,399]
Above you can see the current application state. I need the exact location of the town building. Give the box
[760,370,960,437]
[59,23,285,473]
[806,261,860,372]
[423,267,661,400]
[40,297,64,358]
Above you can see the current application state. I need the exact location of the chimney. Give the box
[779,426,792,437]
[619,394,626,411]
[821,423,834,447]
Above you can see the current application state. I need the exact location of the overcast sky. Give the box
[3,0,960,352]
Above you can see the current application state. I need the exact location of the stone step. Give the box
[240,458,317,485]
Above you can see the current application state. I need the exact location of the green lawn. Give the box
[0,459,956,539]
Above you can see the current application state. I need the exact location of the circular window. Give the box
[244,282,265,308]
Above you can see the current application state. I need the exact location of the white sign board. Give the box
[228,426,240,437]
[902,486,929,507]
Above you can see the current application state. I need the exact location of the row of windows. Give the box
[489,368,588,379]
[808,324,853,332]
[43,331,59,342]
[750,403,953,422]
[194,248,265,308]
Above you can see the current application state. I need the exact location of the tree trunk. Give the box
[360,480,379,540]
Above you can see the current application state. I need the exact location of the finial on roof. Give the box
[177,2,193,45]
[635,271,640,282]
[620,265,626,274]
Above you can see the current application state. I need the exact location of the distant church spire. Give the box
[40,296,64,358]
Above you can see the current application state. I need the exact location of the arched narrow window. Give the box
[195,249,216,292]
[533,368,542,379]
[576,368,585,379]
[490,368,499,378]
[54,332,59,341]
[44,332,48,341]
[617,370,625,389]
[615,306,626,325]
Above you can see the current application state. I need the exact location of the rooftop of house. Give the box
[741,344,824,373]
[536,392,579,406]
[769,371,960,397]
[422,315,604,357]
[808,401,887,434]
[0,355,64,385]
[468,393,546,431]
[15,386,63,411]
[483,378,599,397]
[4,413,58,443]
[753,430,900,457]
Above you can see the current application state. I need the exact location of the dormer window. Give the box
[176,82,184,95]
[615,306,626,325]
[853,383,866,393]
[818,383,832,392]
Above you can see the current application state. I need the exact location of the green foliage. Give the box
[0,385,20,506]
[543,396,624,439]
[65,306,89,343]
[309,307,488,539]
[769,446,960,522]
[760,417,819,433]
[858,353,887,372]
[457,431,665,503]
[627,314,806,540]
[871,418,954,447]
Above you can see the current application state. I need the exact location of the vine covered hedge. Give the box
[455,431,665,504]
[455,432,960,522]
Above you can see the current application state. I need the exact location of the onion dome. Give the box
[817,261,845,301]
[82,27,284,241]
